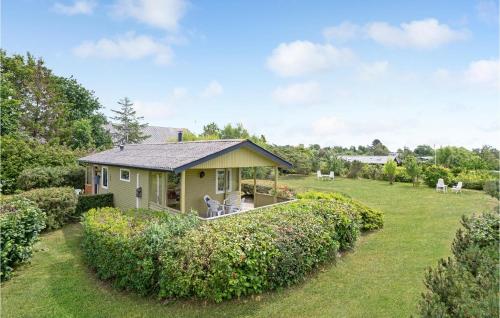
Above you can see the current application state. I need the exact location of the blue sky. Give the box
[3,0,499,150]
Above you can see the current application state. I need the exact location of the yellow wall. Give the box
[184,168,239,217]
[192,147,276,169]
[92,165,150,210]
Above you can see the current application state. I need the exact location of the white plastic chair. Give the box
[203,195,224,217]
[223,192,241,214]
[328,171,335,180]
[436,178,447,192]
[317,170,323,180]
[452,182,462,193]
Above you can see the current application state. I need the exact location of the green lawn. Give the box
[1,177,496,318]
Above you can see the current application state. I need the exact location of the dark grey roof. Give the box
[339,154,400,165]
[104,124,183,144]
[79,139,292,173]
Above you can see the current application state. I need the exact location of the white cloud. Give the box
[358,61,388,80]
[267,41,353,77]
[312,116,347,136]
[113,0,188,31]
[464,59,500,88]
[201,80,223,98]
[134,100,175,124]
[53,0,96,15]
[272,82,322,105]
[476,0,499,24]
[73,33,173,65]
[366,19,468,49]
[323,21,360,42]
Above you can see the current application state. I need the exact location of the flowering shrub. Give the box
[0,197,46,280]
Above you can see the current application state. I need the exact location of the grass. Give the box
[1,176,497,318]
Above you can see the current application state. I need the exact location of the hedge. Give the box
[17,187,78,230]
[82,208,200,295]
[418,211,499,317]
[484,180,499,199]
[75,193,114,216]
[82,195,383,302]
[0,197,46,280]
[297,191,384,231]
[17,166,85,191]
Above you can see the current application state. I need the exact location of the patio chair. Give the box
[436,178,447,192]
[328,171,335,180]
[317,170,328,181]
[203,195,224,217]
[452,182,463,193]
[223,192,241,214]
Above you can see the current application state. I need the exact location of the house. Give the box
[339,153,402,165]
[104,124,186,144]
[78,136,292,218]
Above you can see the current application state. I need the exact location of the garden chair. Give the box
[328,171,335,180]
[203,195,225,217]
[317,170,328,181]
[436,178,447,192]
[223,192,241,214]
[452,182,463,193]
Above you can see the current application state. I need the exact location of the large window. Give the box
[120,169,130,182]
[216,169,231,194]
[101,167,108,189]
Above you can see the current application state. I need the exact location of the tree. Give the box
[414,144,434,157]
[384,159,397,185]
[70,119,94,150]
[404,156,421,186]
[202,122,221,137]
[110,97,149,145]
[370,139,390,155]
[220,123,250,139]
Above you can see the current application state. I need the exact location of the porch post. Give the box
[273,166,278,203]
[84,166,88,194]
[162,172,167,207]
[253,167,257,199]
[180,171,186,213]
[238,168,241,194]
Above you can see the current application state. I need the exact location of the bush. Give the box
[484,180,499,199]
[75,193,114,216]
[82,197,382,302]
[361,164,383,180]
[159,200,360,301]
[0,197,46,280]
[297,191,384,231]
[454,170,496,190]
[423,165,453,188]
[394,166,413,183]
[82,208,200,296]
[418,211,499,317]
[17,166,85,191]
[0,136,80,194]
[17,187,77,230]
[346,161,364,179]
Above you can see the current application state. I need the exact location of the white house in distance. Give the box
[339,153,402,165]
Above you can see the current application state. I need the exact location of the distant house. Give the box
[104,124,185,144]
[79,137,292,218]
[339,153,402,165]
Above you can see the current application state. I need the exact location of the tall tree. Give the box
[202,122,221,137]
[404,156,421,186]
[384,159,397,185]
[414,144,435,157]
[110,97,149,145]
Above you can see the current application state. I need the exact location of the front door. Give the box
[93,165,100,194]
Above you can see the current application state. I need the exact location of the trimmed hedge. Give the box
[75,193,114,216]
[418,211,499,317]
[297,191,384,231]
[82,208,200,295]
[17,166,85,191]
[82,196,383,302]
[17,187,78,230]
[0,197,46,280]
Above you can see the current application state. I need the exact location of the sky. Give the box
[2,0,499,150]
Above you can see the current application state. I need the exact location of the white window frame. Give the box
[120,168,131,182]
[101,166,109,189]
[215,169,232,194]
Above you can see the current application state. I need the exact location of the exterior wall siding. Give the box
[191,147,276,169]
[94,165,149,210]
[184,168,239,217]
